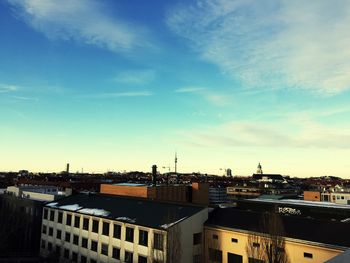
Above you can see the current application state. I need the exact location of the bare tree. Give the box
[246,212,289,263]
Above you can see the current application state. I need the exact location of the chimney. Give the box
[152,165,157,186]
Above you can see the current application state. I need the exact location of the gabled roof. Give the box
[205,208,350,248]
[45,193,206,230]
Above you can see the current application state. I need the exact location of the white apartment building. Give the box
[40,193,208,263]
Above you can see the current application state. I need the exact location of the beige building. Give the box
[40,193,208,263]
[204,207,349,263]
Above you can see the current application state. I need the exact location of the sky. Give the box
[1,0,350,177]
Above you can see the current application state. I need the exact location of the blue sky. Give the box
[1,0,350,177]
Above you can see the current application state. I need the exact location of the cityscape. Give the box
[1,0,350,263]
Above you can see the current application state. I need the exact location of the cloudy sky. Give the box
[1,0,350,177]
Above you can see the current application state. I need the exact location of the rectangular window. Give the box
[73,235,79,245]
[91,240,98,252]
[231,238,238,243]
[55,246,61,256]
[304,252,313,258]
[253,242,260,248]
[92,219,99,233]
[213,234,218,240]
[139,230,148,246]
[82,237,88,248]
[193,233,202,245]
[125,227,134,242]
[43,208,48,220]
[209,248,222,263]
[48,227,53,236]
[72,252,78,262]
[42,225,47,234]
[50,210,55,221]
[80,255,87,263]
[228,253,243,263]
[248,258,264,263]
[102,221,109,236]
[125,251,133,263]
[101,243,108,256]
[74,215,80,228]
[66,214,72,226]
[138,255,147,263]
[83,217,89,230]
[113,224,121,239]
[64,248,69,259]
[90,260,97,263]
[154,233,163,250]
[56,229,61,239]
[41,239,45,249]
[58,211,63,223]
[65,232,71,242]
[112,247,120,259]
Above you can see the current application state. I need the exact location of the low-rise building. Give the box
[40,193,208,263]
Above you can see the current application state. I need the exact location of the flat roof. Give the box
[45,193,206,230]
[249,198,350,210]
[112,183,147,187]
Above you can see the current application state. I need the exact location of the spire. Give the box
[175,152,178,174]
[257,162,263,174]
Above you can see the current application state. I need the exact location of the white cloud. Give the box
[7,0,151,53]
[167,0,350,94]
[113,70,156,85]
[174,87,207,93]
[0,83,19,93]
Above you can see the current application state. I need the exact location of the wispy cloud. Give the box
[6,0,152,53]
[82,91,152,99]
[174,87,207,93]
[167,0,350,94]
[113,70,156,85]
[0,83,19,93]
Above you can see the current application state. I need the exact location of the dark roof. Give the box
[252,174,284,180]
[45,193,205,230]
[206,208,350,248]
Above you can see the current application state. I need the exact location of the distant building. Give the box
[6,185,62,202]
[209,187,228,204]
[40,193,208,263]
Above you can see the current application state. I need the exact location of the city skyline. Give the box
[1,0,350,177]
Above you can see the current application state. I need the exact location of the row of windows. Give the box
[41,239,148,263]
[42,223,164,250]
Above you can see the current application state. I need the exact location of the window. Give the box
[193,233,202,245]
[50,210,55,221]
[83,217,89,230]
[48,227,53,236]
[228,253,243,263]
[73,235,79,245]
[41,239,45,249]
[213,234,218,240]
[90,260,97,263]
[125,227,134,242]
[304,252,313,258]
[112,247,120,259]
[102,221,109,236]
[56,229,61,239]
[74,215,80,228]
[153,233,163,250]
[66,214,72,225]
[64,248,70,259]
[80,255,87,263]
[253,242,260,248]
[58,211,63,223]
[101,243,108,256]
[65,232,71,242]
[125,251,133,263]
[92,219,99,233]
[43,208,48,220]
[139,230,148,246]
[193,255,202,263]
[55,246,61,256]
[138,255,147,263]
[42,225,47,234]
[91,240,98,252]
[113,224,121,239]
[231,238,238,243]
[82,237,88,248]
[72,252,78,262]
[209,248,222,263]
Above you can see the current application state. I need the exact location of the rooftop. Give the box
[45,193,206,230]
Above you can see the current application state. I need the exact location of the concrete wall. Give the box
[204,226,343,263]
[304,191,321,202]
